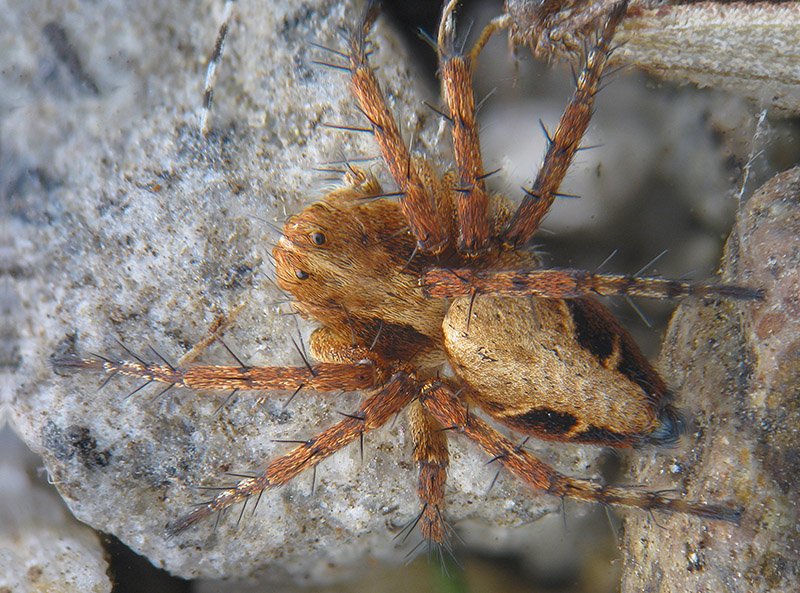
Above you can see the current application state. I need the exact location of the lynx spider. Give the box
[56,0,762,553]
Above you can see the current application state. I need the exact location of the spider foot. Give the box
[167,474,267,536]
[396,503,462,569]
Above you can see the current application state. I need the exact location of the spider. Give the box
[56,0,762,552]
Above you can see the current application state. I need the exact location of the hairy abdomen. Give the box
[443,295,680,447]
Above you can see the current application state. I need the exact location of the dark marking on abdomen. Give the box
[564,298,615,362]
[506,408,578,436]
[575,425,640,447]
[566,298,669,406]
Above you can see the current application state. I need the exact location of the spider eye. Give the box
[311,231,326,245]
[295,269,309,280]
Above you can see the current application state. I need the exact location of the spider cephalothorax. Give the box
[56,0,761,549]
[273,166,531,368]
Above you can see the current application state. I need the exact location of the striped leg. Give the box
[419,381,742,524]
[168,365,419,534]
[501,0,629,247]
[346,5,449,254]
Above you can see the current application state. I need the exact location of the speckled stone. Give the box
[621,167,800,593]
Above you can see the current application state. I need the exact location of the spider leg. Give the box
[178,305,244,366]
[52,356,378,393]
[53,325,394,394]
[436,1,490,255]
[467,12,510,63]
[419,381,742,524]
[406,399,450,545]
[168,364,419,535]
[500,0,629,248]
[348,4,449,254]
[421,267,765,302]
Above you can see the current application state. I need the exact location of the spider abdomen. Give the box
[443,295,680,448]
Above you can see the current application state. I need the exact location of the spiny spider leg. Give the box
[419,381,742,524]
[168,365,418,535]
[348,3,449,254]
[501,0,629,248]
[52,356,377,393]
[437,0,490,255]
[421,268,765,301]
[407,399,450,544]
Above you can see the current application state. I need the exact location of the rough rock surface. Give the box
[622,168,800,592]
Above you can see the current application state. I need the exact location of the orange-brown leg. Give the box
[419,381,742,523]
[404,399,451,549]
[53,325,393,400]
[437,1,490,256]
[501,0,629,248]
[168,365,419,534]
[348,5,448,254]
[177,306,244,366]
[52,355,379,393]
[420,267,765,302]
